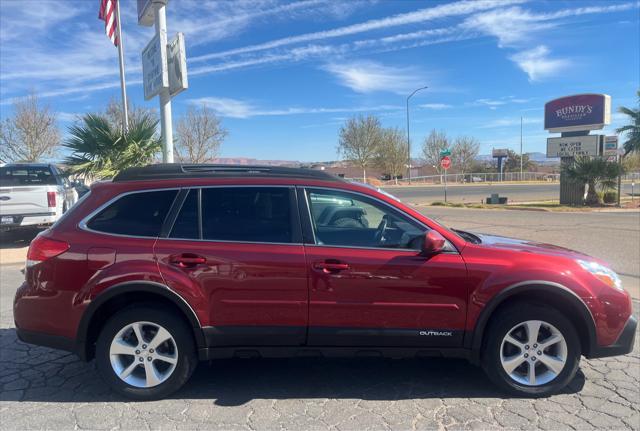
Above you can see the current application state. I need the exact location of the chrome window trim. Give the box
[302,186,458,254]
[80,185,300,245]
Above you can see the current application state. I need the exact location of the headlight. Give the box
[577,260,623,291]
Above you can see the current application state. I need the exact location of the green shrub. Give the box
[603,191,617,204]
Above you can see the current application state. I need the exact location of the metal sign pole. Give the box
[115,0,129,133]
[444,169,447,203]
[155,4,173,163]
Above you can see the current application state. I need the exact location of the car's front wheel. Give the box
[482,303,581,397]
[95,305,198,400]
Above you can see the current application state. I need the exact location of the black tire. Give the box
[95,304,198,400]
[482,303,581,397]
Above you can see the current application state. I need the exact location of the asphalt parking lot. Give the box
[1,208,639,430]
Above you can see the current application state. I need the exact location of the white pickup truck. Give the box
[0,163,78,232]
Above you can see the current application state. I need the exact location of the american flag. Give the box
[98,0,119,46]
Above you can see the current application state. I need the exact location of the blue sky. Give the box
[1,0,638,162]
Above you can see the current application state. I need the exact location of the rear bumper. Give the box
[16,328,76,354]
[1,212,56,230]
[587,315,637,359]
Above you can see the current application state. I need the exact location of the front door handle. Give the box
[313,261,350,274]
[170,253,207,268]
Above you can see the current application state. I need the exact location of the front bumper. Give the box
[587,314,637,359]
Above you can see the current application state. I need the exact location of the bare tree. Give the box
[451,136,480,177]
[175,105,228,163]
[377,127,408,184]
[0,93,60,162]
[421,129,449,174]
[105,97,157,133]
[338,115,383,182]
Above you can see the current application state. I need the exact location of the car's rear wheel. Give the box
[482,303,581,397]
[95,305,197,400]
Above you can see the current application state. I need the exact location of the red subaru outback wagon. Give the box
[14,164,635,400]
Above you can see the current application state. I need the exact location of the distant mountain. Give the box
[210,158,302,167]
[476,152,559,164]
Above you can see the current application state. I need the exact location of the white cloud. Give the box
[188,97,401,119]
[463,2,637,47]
[190,0,524,63]
[323,61,426,94]
[419,103,452,110]
[480,117,542,128]
[476,98,507,107]
[510,45,570,81]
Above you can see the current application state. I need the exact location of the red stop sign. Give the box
[440,156,451,170]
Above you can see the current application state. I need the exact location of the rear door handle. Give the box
[313,261,350,273]
[170,254,207,268]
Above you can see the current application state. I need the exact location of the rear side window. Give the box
[201,187,293,243]
[87,190,177,237]
[0,166,58,186]
[169,189,199,239]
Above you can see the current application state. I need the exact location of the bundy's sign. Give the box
[167,33,188,97]
[142,33,168,100]
[546,135,599,158]
[544,94,610,132]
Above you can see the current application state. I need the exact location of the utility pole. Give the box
[406,86,428,184]
[155,3,173,163]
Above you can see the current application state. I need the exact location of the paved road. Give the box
[1,210,639,430]
[384,182,636,204]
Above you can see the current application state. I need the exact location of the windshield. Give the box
[0,166,57,186]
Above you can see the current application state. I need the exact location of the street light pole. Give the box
[520,116,523,181]
[406,86,428,184]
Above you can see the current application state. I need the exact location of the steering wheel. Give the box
[374,215,389,245]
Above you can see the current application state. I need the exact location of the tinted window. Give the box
[307,189,423,249]
[201,187,292,243]
[87,190,177,237]
[0,166,57,186]
[170,189,199,239]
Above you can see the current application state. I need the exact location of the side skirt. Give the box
[198,346,472,361]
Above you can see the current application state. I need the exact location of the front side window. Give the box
[201,187,293,243]
[307,189,424,249]
[86,190,177,237]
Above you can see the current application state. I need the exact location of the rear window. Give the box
[201,187,293,243]
[86,190,177,237]
[0,166,58,186]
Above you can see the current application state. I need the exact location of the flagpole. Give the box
[115,0,129,133]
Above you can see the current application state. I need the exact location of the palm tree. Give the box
[562,156,624,205]
[64,113,161,180]
[616,90,640,155]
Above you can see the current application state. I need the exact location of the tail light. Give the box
[26,234,69,268]
[47,191,56,208]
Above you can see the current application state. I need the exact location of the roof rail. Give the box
[112,164,343,182]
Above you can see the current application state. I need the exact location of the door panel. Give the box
[155,240,308,346]
[154,186,308,347]
[305,245,468,347]
[302,187,469,347]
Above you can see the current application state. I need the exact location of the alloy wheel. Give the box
[499,320,568,386]
[109,321,178,388]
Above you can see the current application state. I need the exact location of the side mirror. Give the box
[421,230,446,255]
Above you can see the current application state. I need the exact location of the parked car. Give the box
[14,164,635,400]
[0,163,78,232]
